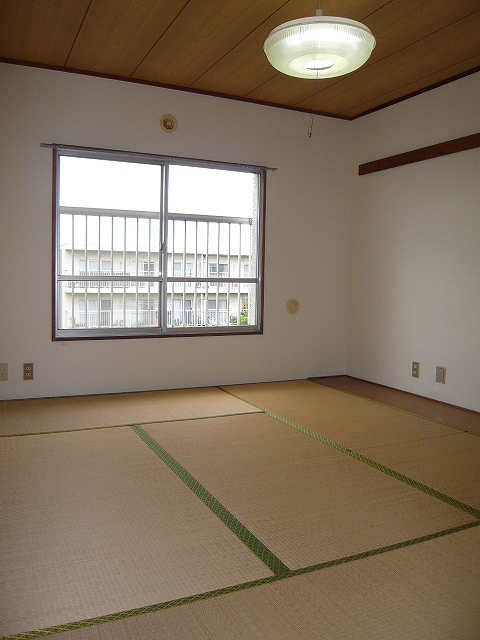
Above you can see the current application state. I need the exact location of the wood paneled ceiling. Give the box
[1,0,479,119]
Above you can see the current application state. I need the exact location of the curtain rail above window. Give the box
[41,143,277,173]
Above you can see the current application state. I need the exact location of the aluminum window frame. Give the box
[52,145,265,340]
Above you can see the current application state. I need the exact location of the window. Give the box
[137,261,155,276]
[54,146,265,339]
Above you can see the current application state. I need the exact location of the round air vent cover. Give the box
[160,114,178,133]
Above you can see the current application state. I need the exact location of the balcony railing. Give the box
[66,271,249,293]
[75,309,158,328]
[78,310,112,328]
[67,306,244,330]
[167,309,228,327]
[66,271,158,290]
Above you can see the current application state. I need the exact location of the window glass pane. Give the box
[165,284,256,329]
[165,292,216,328]
[55,150,263,338]
[167,221,253,278]
[57,281,160,329]
[168,165,256,218]
[59,156,161,211]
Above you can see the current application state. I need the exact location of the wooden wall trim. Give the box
[358,132,480,175]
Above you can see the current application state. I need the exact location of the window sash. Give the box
[53,147,264,339]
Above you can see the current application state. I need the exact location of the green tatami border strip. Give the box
[219,387,480,520]
[131,425,289,576]
[0,410,262,439]
[4,519,479,640]
[309,378,480,437]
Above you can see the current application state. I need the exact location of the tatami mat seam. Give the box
[131,425,290,576]
[219,387,480,520]
[3,519,479,640]
[0,411,262,439]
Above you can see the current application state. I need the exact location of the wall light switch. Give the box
[436,366,446,384]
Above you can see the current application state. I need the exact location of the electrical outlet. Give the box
[436,366,446,384]
[23,362,34,381]
[412,361,419,378]
[0,363,8,381]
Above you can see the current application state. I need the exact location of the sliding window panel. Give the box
[54,147,264,338]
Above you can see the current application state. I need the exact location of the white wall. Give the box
[349,72,480,412]
[0,63,350,400]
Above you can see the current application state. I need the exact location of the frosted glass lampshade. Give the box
[263,16,375,79]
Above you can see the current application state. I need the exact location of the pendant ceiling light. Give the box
[263,7,375,80]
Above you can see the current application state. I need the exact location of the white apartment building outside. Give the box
[57,207,255,332]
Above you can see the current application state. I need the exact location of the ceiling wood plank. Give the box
[364,0,480,65]
[342,58,480,118]
[294,12,480,116]
[190,0,314,97]
[0,0,90,66]
[66,0,189,76]
[245,74,324,108]
[132,0,288,87]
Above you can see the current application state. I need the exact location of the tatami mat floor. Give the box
[312,375,480,436]
[1,378,479,639]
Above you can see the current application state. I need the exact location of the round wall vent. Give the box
[286,298,300,314]
[160,114,178,133]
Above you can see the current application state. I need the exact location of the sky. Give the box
[58,156,256,259]
[59,156,256,217]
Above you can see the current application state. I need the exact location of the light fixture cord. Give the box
[307,110,314,138]
[307,2,323,136]
[307,76,320,138]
